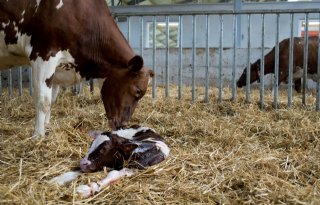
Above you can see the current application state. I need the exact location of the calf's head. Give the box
[80,131,138,173]
[237,59,261,88]
[101,55,154,130]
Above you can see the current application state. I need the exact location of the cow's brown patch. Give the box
[45,74,54,88]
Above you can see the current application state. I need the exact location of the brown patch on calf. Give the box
[45,74,54,88]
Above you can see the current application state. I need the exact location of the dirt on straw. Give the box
[0,85,319,205]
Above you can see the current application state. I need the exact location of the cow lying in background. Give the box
[236,37,319,92]
[49,125,170,198]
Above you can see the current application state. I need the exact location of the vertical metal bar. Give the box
[260,14,265,110]
[0,71,2,96]
[218,14,223,102]
[246,14,251,104]
[165,16,170,98]
[232,14,237,101]
[288,13,294,108]
[127,16,131,43]
[152,16,157,99]
[204,15,210,103]
[302,13,309,106]
[89,79,94,93]
[8,69,12,97]
[19,67,23,96]
[178,15,183,100]
[316,12,320,111]
[28,67,33,96]
[192,15,196,102]
[274,13,280,110]
[140,16,144,56]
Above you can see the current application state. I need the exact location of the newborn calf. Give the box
[49,125,170,198]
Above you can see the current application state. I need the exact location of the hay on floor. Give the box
[0,85,319,204]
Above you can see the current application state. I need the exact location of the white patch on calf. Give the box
[36,0,41,6]
[142,138,170,158]
[84,134,111,160]
[113,127,155,140]
[56,0,64,9]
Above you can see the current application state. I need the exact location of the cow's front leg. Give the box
[31,59,58,138]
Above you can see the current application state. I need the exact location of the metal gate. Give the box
[1,2,320,110]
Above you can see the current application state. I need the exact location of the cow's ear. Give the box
[89,130,103,139]
[128,55,143,72]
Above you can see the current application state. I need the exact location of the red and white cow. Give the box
[49,125,170,198]
[0,0,154,137]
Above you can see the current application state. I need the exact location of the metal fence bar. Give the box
[28,67,32,96]
[127,16,131,42]
[8,69,12,97]
[0,71,2,96]
[218,14,223,102]
[165,16,170,98]
[317,13,320,111]
[288,13,294,108]
[232,14,237,101]
[302,13,309,106]
[90,79,94,93]
[204,14,210,103]
[152,16,157,99]
[246,14,251,104]
[192,15,196,102]
[18,67,23,96]
[274,14,280,110]
[140,16,144,56]
[112,5,320,16]
[178,15,183,100]
[260,14,265,109]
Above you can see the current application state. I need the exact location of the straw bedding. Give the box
[0,85,319,204]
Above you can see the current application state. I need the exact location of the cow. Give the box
[0,0,154,137]
[49,125,170,198]
[236,37,319,92]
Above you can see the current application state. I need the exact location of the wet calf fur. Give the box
[80,125,170,172]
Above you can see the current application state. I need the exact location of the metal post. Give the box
[89,79,94,93]
[246,14,251,104]
[204,15,210,103]
[178,15,183,100]
[165,16,170,98]
[192,15,196,102]
[317,13,320,111]
[0,71,2,96]
[274,13,280,110]
[28,67,33,96]
[19,67,23,96]
[140,16,144,56]
[218,14,223,102]
[8,69,12,97]
[232,14,237,101]
[260,14,265,109]
[288,13,294,108]
[302,13,309,106]
[152,16,157,99]
[127,16,131,43]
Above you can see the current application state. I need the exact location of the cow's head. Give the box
[80,131,138,173]
[101,55,154,130]
[236,59,261,88]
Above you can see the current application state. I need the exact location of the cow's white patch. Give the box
[1,21,10,29]
[36,0,41,6]
[142,138,170,158]
[56,0,63,9]
[113,127,155,140]
[21,10,26,16]
[19,18,24,24]
[85,134,111,159]
[31,50,75,137]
